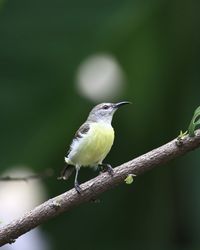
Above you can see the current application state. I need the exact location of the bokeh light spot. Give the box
[76,53,126,102]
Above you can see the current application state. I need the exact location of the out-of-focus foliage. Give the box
[0,0,200,250]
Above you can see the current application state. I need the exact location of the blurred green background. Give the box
[0,0,200,249]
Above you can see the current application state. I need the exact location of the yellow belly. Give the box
[70,122,114,167]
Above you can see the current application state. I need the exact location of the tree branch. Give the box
[0,130,200,246]
[0,169,54,182]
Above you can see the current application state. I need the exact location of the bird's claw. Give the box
[75,182,82,194]
[99,164,114,176]
[106,164,114,176]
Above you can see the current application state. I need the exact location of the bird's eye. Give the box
[103,105,109,110]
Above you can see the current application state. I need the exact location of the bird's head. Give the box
[87,101,131,123]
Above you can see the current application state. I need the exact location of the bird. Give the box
[59,101,131,193]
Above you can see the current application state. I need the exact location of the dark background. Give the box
[0,0,200,249]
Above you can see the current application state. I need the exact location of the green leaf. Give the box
[188,106,200,137]
[124,174,136,184]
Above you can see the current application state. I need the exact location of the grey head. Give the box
[87,101,131,123]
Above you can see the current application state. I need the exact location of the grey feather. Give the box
[67,123,90,156]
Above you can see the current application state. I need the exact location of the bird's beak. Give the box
[114,101,132,108]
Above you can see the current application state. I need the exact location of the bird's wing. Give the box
[74,122,90,139]
[67,122,90,155]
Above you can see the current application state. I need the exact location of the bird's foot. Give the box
[75,181,82,194]
[107,164,114,175]
[99,164,114,176]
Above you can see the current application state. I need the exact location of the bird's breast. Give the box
[69,122,114,167]
[90,122,114,155]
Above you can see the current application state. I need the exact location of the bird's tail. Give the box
[57,163,74,181]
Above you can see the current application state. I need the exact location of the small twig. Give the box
[0,130,200,246]
[0,169,54,182]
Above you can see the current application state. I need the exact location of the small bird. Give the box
[60,101,131,193]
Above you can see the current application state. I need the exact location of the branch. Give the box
[0,169,54,182]
[0,130,200,246]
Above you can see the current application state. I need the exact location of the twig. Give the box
[0,130,200,246]
[0,169,54,182]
